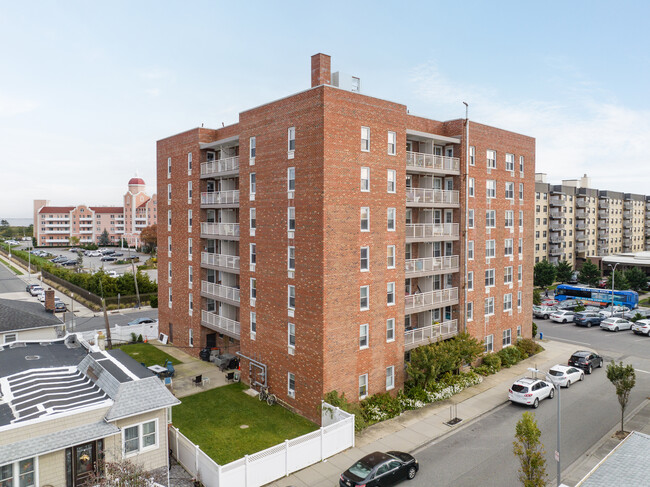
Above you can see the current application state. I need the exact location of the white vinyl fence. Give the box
[169,401,355,487]
[76,321,159,346]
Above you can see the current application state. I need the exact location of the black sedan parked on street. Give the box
[340,451,418,486]
[568,350,604,374]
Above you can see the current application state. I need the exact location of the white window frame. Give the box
[167,157,172,178]
[167,184,172,203]
[288,126,296,153]
[0,458,37,487]
[123,419,158,457]
[485,334,494,353]
[504,293,513,312]
[288,207,295,232]
[188,237,192,259]
[386,366,395,391]
[387,169,396,193]
[250,243,256,268]
[287,167,295,192]
[360,285,369,311]
[359,374,368,399]
[519,155,524,174]
[519,183,524,201]
[250,173,256,196]
[188,181,193,201]
[360,167,370,192]
[250,311,256,340]
[359,324,369,349]
[518,291,523,309]
[486,210,496,228]
[360,247,369,272]
[288,285,295,310]
[361,126,370,152]
[188,209,193,231]
[189,327,193,345]
[250,278,257,301]
[469,146,475,166]
[468,209,475,228]
[505,182,514,200]
[288,372,295,398]
[485,269,495,287]
[250,136,256,161]
[468,240,474,260]
[503,328,512,347]
[387,208,396,231]
[518,264,523,282]
[505,153,515,172]
[387,245,395,269]
[468,177,475,197]
[387,131,396,155]
[467,301,473,322]
[188,265,193,287]
[360,207,370,232]
[487,150,496,169]
[486,180,496,199]
[504,266,513,284]
[288,246,295,271]
[250,208,256,234]
[288,322,295,350]
[485,297,495,316]
[505,238,514,257]
[486,239,496,258]
[387,282,395,306]
[386,318,395,342]
[467,270,474,291]
[187,152,192,175]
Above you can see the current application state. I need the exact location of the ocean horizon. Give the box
[2,218,33,227]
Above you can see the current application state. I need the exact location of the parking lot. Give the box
[25,246,151,276]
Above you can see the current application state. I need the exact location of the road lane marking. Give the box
[634,369,650,374]
[544,336,592,347]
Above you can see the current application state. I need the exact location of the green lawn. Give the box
[172,383,318,464]
[117,343,181,366]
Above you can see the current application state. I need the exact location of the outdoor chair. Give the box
[164,376,173,392]
[226,372,235,382]
[192,374,203,387]
[164,360,175,378]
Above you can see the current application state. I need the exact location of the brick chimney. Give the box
[311,53,331,88]
[45,289,55,312]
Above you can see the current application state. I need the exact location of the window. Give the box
[486,239,495,258]
[188,209,193,229]
[518,264,523,282]
[469,146,475,166]
[386,366,395,390]
[506,153,515,171]
[167,184,172,202]
[250,136,256,160]
[288,167,295,192]
[485,334,494,353]
[124,420,157,455]
[485,269,495,287]
[486,180,496,198]
[359,323,369,349]
[467,301,473,321]
[4,333,17,344]
[188,238,192,258]
[189,326,193,344]
[504,293,512,312]
[387,169,396,193]
[518,291,522,309]
[486,210,496,228]
[360,247,369,271]
[250,278,257,300]
[519,183,524,201]
[504,266,513,284]
[167,157,171,177]
[188,181,193,200]
[468,177,475,197]
[387,245,395,269]
[503,328,512,347]
[288,372,295,398]
[288,207,295,231]
[361,126,370,152]
[505,239,514,256]
[386,318,395,342]
[288,285,295,309]
[0,458,35,487]
[485,297,494,316]
[468,209,475,228]
[468,240,474,260]
[250,173,256,195]
[467,271,474,290]
[188,265,193,286]
[288,126,295,152]
[360,167,370,191]
[359,374,368,398]
[505,182,514,200]
[487,150,496,169]
[250,208,256,233]
[519,155,524,173]
[387,208,396,231]
[518,238,523,255]
[360,207,370,231]
[519,210,524,228]
[288,246,295,271]
[387,131,396,155]
[517,325,522,337]
[250,243,256,266]
[288,322,295,349]
[360,285,369,310]
[250,311,256,339]
[387,282,395,306]
[187,152,192,174]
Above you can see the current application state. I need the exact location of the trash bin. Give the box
[199,347,211,362]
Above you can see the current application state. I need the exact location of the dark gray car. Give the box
[574,312,603,328]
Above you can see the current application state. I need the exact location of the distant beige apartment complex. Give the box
[534,173,650,266]
[33,177,157,247]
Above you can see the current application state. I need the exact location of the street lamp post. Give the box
[608,262,620,316]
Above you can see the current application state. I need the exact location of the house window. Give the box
[468,209,474,228]
[288,372,295,398]
[518,264,523,282]
[387,208,396,231]
[506,153,515,171]
[505,239,514,256]
[287,246,295,271]
[250,278,257,300]
[250,208,256,232]
[503,329,512,347]
[0,458,35,487]
[168,262,172,280]
[505,182,514,200]
[468,240,474,260]
[187,152,192,174]
[486,239,496,258]
[518,291,522,309]
[387,282,395,306]
[519,155,524,173]
[360,285,369,310]
[387,170,396,193]
[468,177,475,197]
[484,297,495,316]
[486,210,496,228]
[386,366,395,390]
[504,293,513,312]
[519,183,524,201]
[486,180,496,198]
[188,181,193,200]
[387,245,395,269]
[188,238,193,258]
[250,173,256,195]
[288,285,295,309]
[519,210,524,228]
[123,420,157,455]
[504,266,513,284]
[189,327,193,345]
[469,146,475,166]
[250,243,256,266]
[167,157,171,177]
[288,127,296,152]
[467,301,473,321]
[288,322,295,349]
[387,131,396,155]
[386,318,395,342]
[288,167,295,191]
[359,323,369,349]
[360,247,369,271]
[188,265,193,286]
[517,325,522,337]
[487,150,496,169]
[288,207,295,231]
[250,136,256,160]
[485,269,495,287]
[359,374,368,398]
[467,271,473,291]
[250,312,256,340]
[4,333,17,343]
[188,209,193,230]
[485,334,494,353]
[361,127,370,152]
[519,238,523,255]
[167,184,172,202]
[360,207,370,231]
[360,167,370,192]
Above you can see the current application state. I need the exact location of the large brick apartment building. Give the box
[157,54,535,422]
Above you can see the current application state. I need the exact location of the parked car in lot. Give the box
[51,256,68,263]
[29,285,44,296]
[541,299,558,306]
[54,301,67,312]
[339,451,419,487]
[550,310,575,323]
[556,299,583,311]
[631,319,650,336]
[85,250,102,257]
[600,317,633,332]
[533,305,557,320]
[623,307,650,321]
[548,365,584,388]
[508,377,554,408]
[127,317,158,326]
[100,256,117,262]
[573,312,603,328]
[568,350,603,374]
[113,252,124,257]
[61,259,77,266]
[37,292,46,302]
[26,283,40,293]
[598,306,630,318]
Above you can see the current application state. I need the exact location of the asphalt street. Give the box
[69,308,159,333]
[0,263,27,293]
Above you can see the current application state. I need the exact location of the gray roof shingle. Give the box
[106,376,180,421]
[0,297,62,332]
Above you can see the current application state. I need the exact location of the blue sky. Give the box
[2,1,650,218]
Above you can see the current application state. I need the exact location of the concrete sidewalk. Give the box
[266,339,578,487]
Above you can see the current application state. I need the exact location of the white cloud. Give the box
[0,94,38,117]
[145,88,162,97]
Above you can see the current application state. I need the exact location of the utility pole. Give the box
[130,245,141,308]
[99,279,112,349]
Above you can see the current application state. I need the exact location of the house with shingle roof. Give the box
[0,335,179,486]
[0,297,64,344]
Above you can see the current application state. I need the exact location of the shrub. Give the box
[482,353,502,370]
[532,322,538,338]
[474,365,493,376]
[149,295,158,308]
[497,346,524,368]
[631,313,644,323]
[516,338,541,358]
[137,334,144,343]
[574,304,586,313]
[130,332,138,343]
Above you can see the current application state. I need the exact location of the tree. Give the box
[0,219,8,227]
[85,456,165,486]
[606,361,636,434]
[534,260,556,288]
[98,229,111,246]
[624,267,647,292]
[140,224,157,253]
[69,236,80,247]
[578,261,601,287]
[532,289,541,306]
[555,260,573,283]
[606,269,630,292]
[513,412,547,487]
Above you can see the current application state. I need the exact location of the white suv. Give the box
[550,310,575,323]
[508,378,555,408]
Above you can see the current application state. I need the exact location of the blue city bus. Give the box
[554,284,638,309]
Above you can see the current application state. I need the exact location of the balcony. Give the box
[549,235,563,244]
[575,210,586,219]
[79,231,93,235]
[575,233,586,241]
[575,244,587,253]
[623,211,632,219]
[575,222,586,230]
[43,223,71,228]
[405,255,459,277]
[623,220,632,228]
[646,228,650,236]
[201,310,240,339]
[405,188,459,207]
[200,222,240,240]
[598,210,609,218]
[405,223,459,241]
[599,200,609,208]
[624,229,633,238]
[549,247,562,256]
[42,217,70,222]
[405,152,460,175]
[646,211,650,218]
[404,287,459,314]
[44,238,69,243]
[549,197,565,207]
[200,281,240,305]
[598,246,609,255]
[549,222,563,231]
[404,320,459,351]
[43,230,70,234]
[201,156,240,178]
[598,218,609,226]
[201,190,240,208]
[624,201,633,210]
[549,210,562,219]
[201,252,240,273]
[576,199,587,208]
[623,243,633,252]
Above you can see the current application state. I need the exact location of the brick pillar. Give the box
[311,53,331,88]
[45,289,55,312]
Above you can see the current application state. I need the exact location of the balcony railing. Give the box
[576,244,587,252]
[575,211,586,219]
[404,288,459,313]
[598,210,609,218]
[201,310,240,338]
[624,202,633,210]
[404,320,458,351]
[549,236,563,244]
[599,200,609,208]
[201,156,240,177]
[549,247,562,256]
[201,190,240,206]
[549,222,563,231]
[549,197,565,206]
[406,151,460,174]
[405,255,459,275]
[200,222,240,238]
[406,188,459,206]
[201,252,240,271]
[623,211,632,219]
[575,222,586,230]
[575,233,586,241]
[201,281,240,303]
[576,199,587,208]
[43,230,70,234]
[406,223,459,240]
